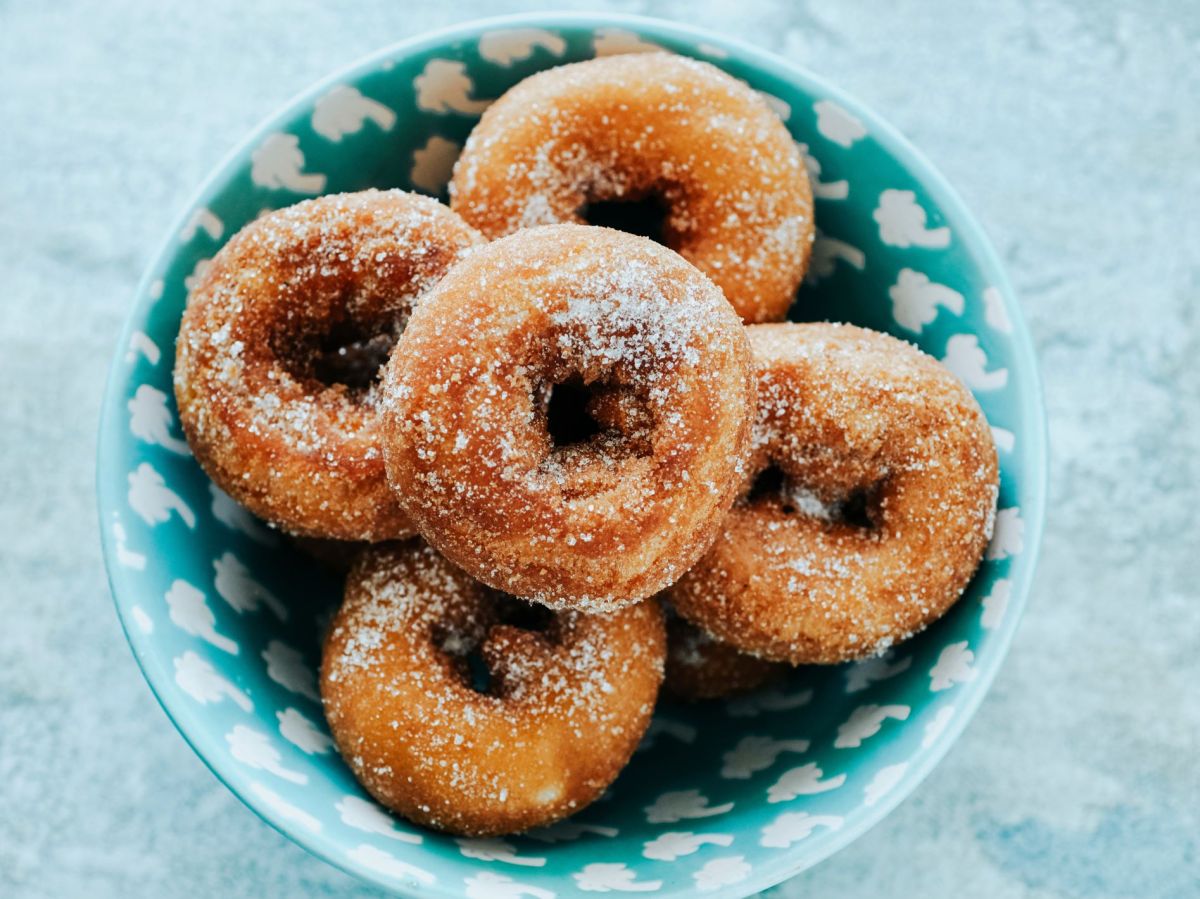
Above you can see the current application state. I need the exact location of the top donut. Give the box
[450,53,815,323]
[381,224,755,612]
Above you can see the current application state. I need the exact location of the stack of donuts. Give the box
[175,54,998,837]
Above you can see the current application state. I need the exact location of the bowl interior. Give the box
[98,14,1046,899]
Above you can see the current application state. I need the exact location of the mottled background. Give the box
[1,1,1197,896]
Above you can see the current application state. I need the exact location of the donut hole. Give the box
[312,322,398,392]
[747,465,788,507]
[748,464,881,528]
[438,632,497,695]
[440,594,558,695]
[541,376,656,463]
[545,377,604,447]
[581,194,669,244]
[463,648,493,693]
[838,488,877,529]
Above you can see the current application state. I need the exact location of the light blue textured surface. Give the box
[1,2,1197,898]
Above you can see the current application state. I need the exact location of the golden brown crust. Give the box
[663,611,787,701]
[320,542,666,836]
[667,323,1000,664]
[450,54,814,323]
[174,190,484,541]
[381,224,756,612]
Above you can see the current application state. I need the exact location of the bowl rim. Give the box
[97,11,1049,898]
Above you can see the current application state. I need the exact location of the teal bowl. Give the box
[97,13,1046,898]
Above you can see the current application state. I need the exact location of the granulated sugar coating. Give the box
[174,190,483,541]
[662,605,787,701]
[668,323,1000,664]
[381,224,756,612]
[320,542,665,837]
[449,53,814,324]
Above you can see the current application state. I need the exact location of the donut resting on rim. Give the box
[449,53,814,324]
[667,323,1000,664]
[320,541,665,836]
[174,190,483,541]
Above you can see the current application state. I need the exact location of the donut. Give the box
[663,610,787,701]
[449,53,814,324]
[381,224,755,611]
[174,190,483,541]
[320,541,665,836]
[667,323,999,664]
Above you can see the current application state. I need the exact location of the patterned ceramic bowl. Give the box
[97,13,1046,898]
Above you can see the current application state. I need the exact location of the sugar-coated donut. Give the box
[668,323,999,664]
[320,542,665,836]
[381,224,755,612]
[175,190,483,541]
[664,611,787,701]
[450,54,814,324]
